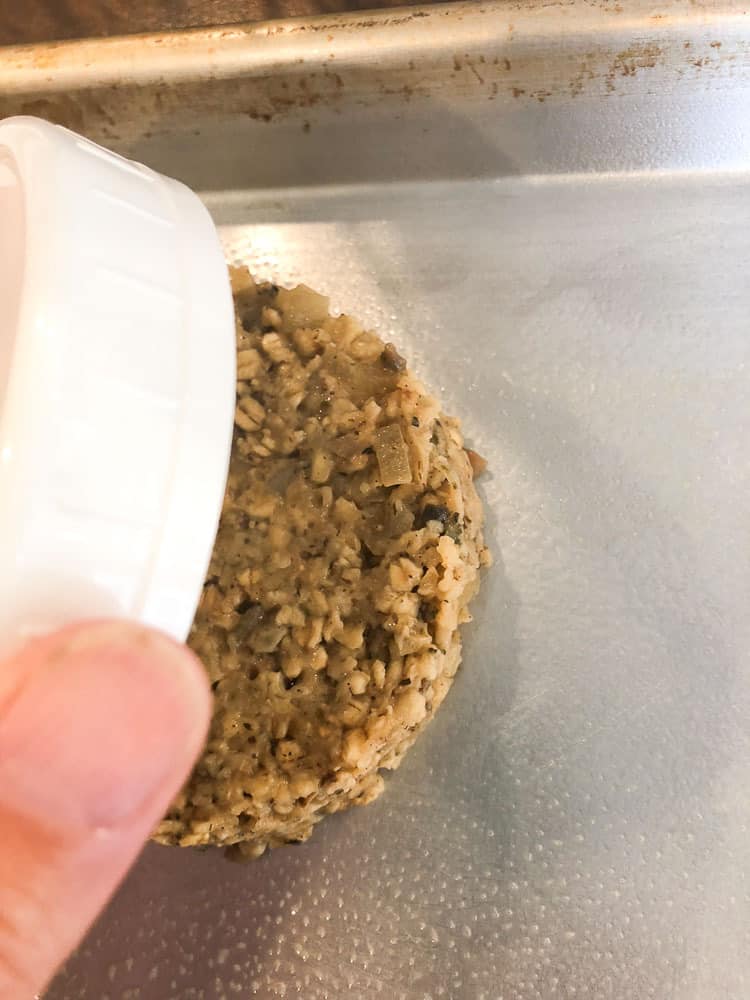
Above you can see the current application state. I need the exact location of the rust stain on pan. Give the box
[276,9,432,33]
[604,42,663,91]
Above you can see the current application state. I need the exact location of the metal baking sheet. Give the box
[4,2,750,997]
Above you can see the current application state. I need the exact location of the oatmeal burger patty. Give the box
[154,268,490,859]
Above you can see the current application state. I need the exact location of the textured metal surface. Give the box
[0,0,440,47]
[8,2,749,997]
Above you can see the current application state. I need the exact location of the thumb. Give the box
[0,621,211,999]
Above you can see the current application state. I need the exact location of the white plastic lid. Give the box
[0,116,235,649]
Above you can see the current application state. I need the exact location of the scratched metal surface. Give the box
[6,2,750,997]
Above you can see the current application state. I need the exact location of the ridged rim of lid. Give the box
[0,116,235,649]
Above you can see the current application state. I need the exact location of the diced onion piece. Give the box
[330,432,365,459]
[276,284,330,328]
[250,625,286,653]
[466,448,488,478]
[374,424,413,487]
[229,265,256,296]
[380,343,407,372]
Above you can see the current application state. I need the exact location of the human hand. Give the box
[0,621,211,999]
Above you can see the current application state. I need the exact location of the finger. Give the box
[0,621,211,999]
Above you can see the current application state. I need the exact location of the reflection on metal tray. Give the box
[4,2,750,997]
